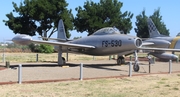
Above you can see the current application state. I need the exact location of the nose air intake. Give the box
[135,38,142,47]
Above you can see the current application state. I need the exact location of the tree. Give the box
[74,0,133,35]
[134,9,149,38]
[3,0,73,38]
[135,8,169,38]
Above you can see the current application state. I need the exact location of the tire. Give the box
[62,57,66,65]
[121,57,125,64]
[133,64,140,72]
[117,58,121,65]
[117,56,125,65]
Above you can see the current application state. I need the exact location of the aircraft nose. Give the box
[12,34,32,45]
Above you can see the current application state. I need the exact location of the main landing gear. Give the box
[117,56,125,65]
[62,57,66,65]
[58,46,66,66]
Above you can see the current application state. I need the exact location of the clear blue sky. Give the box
[1,0,180,42]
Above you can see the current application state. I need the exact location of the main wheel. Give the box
[117,56,125,65]
[117,58,122,65]
[62,57,66,65]
[121,57,125,64]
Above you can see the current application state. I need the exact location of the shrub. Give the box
[28,43,54,53]
[38,44,54,53]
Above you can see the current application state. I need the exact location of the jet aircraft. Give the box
[12,19,180,72]
[144,18,180,60]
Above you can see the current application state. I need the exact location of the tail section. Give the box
[57,19,67,40]
[147,18,161,38]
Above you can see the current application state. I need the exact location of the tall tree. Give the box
[135,8,169,38]
[3,0,73,38]
[134,9,148,38]
[74,0,133,35]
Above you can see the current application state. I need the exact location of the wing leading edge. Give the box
[12,35,95,49]
[31,40,95,48]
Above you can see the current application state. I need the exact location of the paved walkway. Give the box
[0,60,179,83]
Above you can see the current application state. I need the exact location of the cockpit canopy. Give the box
[92,27,121,35]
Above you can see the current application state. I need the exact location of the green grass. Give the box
[177,74,180,76]
[161,78,168,80]
[164,84,171,87]
[157,81,165,84]
[172,87,179,90]
[154,85,160,88]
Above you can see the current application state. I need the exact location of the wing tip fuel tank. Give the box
[12,34,32,45]
[149,52,178,60]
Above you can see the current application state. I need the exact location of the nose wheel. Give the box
[133,61,139,72]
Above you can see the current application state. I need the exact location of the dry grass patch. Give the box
[0,53,110,63]
[0,52,150,63]
[0,73,180,97]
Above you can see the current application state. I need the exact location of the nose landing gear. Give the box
[117,50,140,72]
[133,50,140,72]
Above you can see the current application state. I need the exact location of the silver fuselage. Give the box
[57,34,141,56]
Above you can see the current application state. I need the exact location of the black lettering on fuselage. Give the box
[102,40,122,47]
[105,41,108,47]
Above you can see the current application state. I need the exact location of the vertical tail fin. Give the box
[57,19,67,40]
[147,18,161,38]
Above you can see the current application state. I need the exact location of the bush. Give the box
[38,44,54,53]
[28,43,54,53]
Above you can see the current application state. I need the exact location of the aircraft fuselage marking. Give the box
[102,40,122,47]
[169,36,180,49]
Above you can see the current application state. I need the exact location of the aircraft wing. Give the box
[138,47,180,52]
[12,35,95,49]
[31,40,95,48]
